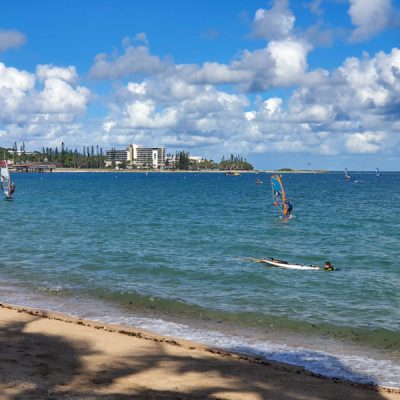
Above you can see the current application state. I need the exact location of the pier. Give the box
[14,162,59,172]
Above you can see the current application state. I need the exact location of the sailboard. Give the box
[271,175,292,219]
[0,161,12,200]
[376,168,381,178]
[344,168,350,181]
[246,257,320,271]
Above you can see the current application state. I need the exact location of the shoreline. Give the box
[12,167,329,174]
[1,302,399,399]
[2,279,399,388]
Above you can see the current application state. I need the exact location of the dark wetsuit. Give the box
[286,201,293,216]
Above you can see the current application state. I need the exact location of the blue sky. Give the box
[0,0,399,170]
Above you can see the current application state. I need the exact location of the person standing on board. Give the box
[284,199,293,217]
[10,182,15,196]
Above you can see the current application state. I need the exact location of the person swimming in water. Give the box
[324,261,334,271]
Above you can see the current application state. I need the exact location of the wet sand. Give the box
[0,302,399,399]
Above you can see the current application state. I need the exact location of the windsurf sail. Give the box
[0,160,11,198]
[271,175,291,217]
[376,168,381,178]
[344,168,350,181]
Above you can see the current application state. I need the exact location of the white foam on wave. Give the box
[97,314,400,388]
[2,282,399,389]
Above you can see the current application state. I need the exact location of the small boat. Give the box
[376,168,381,179]
[225,171,240,176]
[256,178,263,184]
[247,257,320,270]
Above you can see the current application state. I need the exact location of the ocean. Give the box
[1,171,399,388]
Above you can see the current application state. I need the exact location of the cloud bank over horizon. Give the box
[0,0,399,168]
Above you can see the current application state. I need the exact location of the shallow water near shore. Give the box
[1,171,399,387]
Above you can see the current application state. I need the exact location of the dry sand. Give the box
[0,302,399,400]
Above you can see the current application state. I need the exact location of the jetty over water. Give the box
[15,162,59,172]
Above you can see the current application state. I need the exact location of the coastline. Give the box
[1,302,399,399]
[12,167,329,174]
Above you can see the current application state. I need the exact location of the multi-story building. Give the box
[127,144,165,169]
[8,150,33,156]
[105,149,128,162]
[189,156,205,164]
[164,154,205,169]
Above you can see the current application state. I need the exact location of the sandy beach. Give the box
[0,303,399,400]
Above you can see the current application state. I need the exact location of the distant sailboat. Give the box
[376,168,381,179]
[344,168,351,181]
[0,160,13,200]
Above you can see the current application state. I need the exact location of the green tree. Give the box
[219,154,253,171]
[176,151,190,170]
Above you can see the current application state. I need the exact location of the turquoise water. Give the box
[1,171,399,387]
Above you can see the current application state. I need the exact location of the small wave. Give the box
[3,283,400,388]
[37,286,69,295]
[95,313,400,388]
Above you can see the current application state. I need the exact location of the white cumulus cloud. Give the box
[97,46,400,158]
[345,131,387,153]
[36,65,78,83]
[348,0,392,42]
[252,0,295,40]
[35,78,90,117]
[0,63,35,121]
[0,63,91,147]
[90,44,164,79]
[267,39,311,85]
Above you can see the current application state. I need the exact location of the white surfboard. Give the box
[247,257,320,270]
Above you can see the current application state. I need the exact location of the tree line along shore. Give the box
[2,145,329,173]
[2,145,254,171]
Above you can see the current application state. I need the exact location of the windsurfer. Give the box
[284,199,293,217]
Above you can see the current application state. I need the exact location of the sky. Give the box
[0,0,399,170]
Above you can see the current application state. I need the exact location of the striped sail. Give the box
[271,175,289,216]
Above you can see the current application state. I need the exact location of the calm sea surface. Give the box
[1,171,399,387]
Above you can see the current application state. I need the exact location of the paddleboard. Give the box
[247,257,320,270]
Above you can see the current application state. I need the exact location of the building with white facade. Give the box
[189,156,205,164]
[8,150,33,156]
[127,144,165,169]
[165,154,205,169]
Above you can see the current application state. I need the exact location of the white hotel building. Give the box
[106,144,166,169]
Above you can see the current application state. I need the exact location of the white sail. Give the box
[0,161,11,198]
